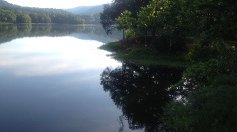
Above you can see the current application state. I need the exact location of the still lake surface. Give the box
[0,24,183,132]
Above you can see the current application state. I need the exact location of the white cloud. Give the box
[6,0,111,9]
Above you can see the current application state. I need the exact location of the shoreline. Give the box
[100,41,189,68]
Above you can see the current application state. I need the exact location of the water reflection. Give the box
[0,37,121,76]
[0,24,121,44]
[0,24,126,132]
[100,63,184,131]
[0,24,122,77]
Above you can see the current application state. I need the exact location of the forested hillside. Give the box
[0,0,83,24]
[66,5,103,24]
[67,5,103,15]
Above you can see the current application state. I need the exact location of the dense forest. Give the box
[0,0,83,24]
[100,0,237,131]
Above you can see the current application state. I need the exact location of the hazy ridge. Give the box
[66,5,104,15]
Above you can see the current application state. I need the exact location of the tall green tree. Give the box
[116,10,136,39]
[100,0,150,33]
[0,8,16,23]
[16,13,31,23]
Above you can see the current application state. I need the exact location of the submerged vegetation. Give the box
[100,0,237,131]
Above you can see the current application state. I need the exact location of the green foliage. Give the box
[100,0,150,33]
[16,13,31,23]
[116,10,136,38]
[137,0,173,36]
[190,0,237,39]
[112,0,188,54]
[0,8,16,23]
[164,49,237,131]
[100,41,188,67]
[99,41,121,52]
[102,0,237,53]
[0,0,83,24]
[116,10,133,29]
[184,60,223,84]
[164,75,237,132]
[101,0,237,131]
[187,45,219,62]
[30,13,51,23]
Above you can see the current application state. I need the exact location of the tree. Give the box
[0,0,84,24]
[164,75,237,132]
[30,13,51,23]
[16,13,31,23]
[136,0,188,53]
[0,8,16,23]
[100,0,150,33]
[116,10,136,39]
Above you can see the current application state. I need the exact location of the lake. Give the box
[0,24,183,132]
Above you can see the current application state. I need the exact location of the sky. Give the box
[5,0,112,9]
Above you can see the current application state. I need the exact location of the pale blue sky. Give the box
[6,0,112,9]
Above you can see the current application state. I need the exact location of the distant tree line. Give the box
[0,0,83,24]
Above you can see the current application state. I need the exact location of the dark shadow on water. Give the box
[100,63,184,132]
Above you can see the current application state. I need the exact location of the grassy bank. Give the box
[100,41,189,67]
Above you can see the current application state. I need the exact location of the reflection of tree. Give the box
[30,24,52,35]
[101,63,183,132]
[0,24,18,44]
[17,24,32,33]
[0,24,121,44]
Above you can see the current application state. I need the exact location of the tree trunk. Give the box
[145,30,148,48]
[122,29,125,41]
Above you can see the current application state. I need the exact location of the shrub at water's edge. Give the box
[100,41,188,67]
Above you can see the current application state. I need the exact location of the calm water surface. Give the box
[0,24,183,132]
